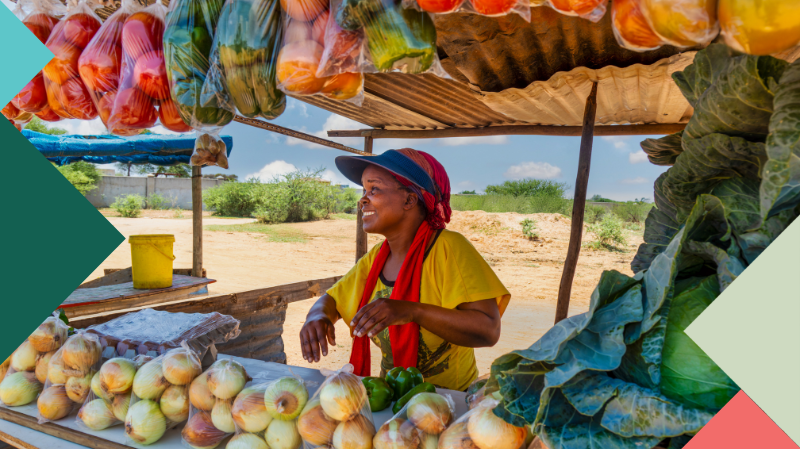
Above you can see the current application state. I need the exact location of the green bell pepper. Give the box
[385,367,424,401]
[362,377,394,412]
[392,381,436,414]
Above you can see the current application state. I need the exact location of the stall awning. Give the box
[22,130,234,166]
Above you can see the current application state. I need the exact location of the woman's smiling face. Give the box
[360,165,422,235]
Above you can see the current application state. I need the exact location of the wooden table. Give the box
[0,355,468,449]
[60,275,215,319]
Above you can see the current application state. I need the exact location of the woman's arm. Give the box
[299,294,341,363]
[349,298,501,348]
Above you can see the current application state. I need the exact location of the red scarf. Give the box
[349,221,435,376]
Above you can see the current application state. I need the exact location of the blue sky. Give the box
[4,0,667,201]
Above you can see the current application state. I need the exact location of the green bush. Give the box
[521,219,538,240]
[486,179,568,198]
[57,161,100,196]
[451,194,572,215]
[146,193,173,210]
[610,201,653,224]
[459,190,477,195]
[584,204,607,223]
[204,179,271,217]
[335,188,360,214]
[111,194,144,218]
[586,214,627,250]
[589,194,615,202]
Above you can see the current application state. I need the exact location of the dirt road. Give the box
[89,210,643,376]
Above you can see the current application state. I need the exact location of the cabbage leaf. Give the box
[641,132,684,166]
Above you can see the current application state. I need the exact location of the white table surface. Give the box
[0,355,469,449]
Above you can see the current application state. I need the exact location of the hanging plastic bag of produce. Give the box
[402,0,529,21]
[104,2,170,135]
[12,0,65,114]
[41,0,101,121]
[639,0,718,48]
[78,0,144,136]
[277,0,365,105]
[182,358,250,449]
[34,105,64,123]
[34,329,104,424]
[437,398,529,449]
[611,0,663,52]
[334,0,444,76]
[718,0,800,56]
[541,0,607,23]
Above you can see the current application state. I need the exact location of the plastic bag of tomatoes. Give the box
[277,0,366,105]
[540,0,608,23]
[79,0,144,135]
[11,0,65,115]
[105,2,174,135]
[638,0,718,48]
[610,0,664,52]
[2,103,34,132]
[333,0,446,76]
[164,0,234,168]
[402,0,530,21]
[41,0,101,121]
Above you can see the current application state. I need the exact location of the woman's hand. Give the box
[300,294,340,363]
[350,298,417,338]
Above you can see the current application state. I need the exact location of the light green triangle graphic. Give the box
[687,219,800,445]
[0,4,53,103]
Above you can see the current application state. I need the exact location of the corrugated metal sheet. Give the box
[474,52,695,125]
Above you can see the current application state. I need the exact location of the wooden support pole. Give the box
[555,82,598,324]
[355,136,373,263]
[192,165,203,278]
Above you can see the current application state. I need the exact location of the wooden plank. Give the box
[61,284,208,319]
[69,276,343,327]
[0,408,128,449]
[192,165,203,278]
[232,115,368,155]
[76,268,133,290]
[355,137,372,263]
[61,275,214,308]
[327,123,686,139]
[102,268,206,277]
[555,82,598,324]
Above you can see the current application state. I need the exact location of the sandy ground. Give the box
[87,210,643,376]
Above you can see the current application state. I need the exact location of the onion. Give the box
[320,372,367,422]
[62,333,102,375]
[99,358,137,395]
[421,433,438,449]
[162,349,202,386]
[297,398,337,446]
[438,423,480,449]
[133,360,170,400]
[266,419,303,449]
[206,359,248,400]
[227,433,269,449]
[160,384,190,423]
[66,370,94,403]
[134,355,154,369]
[0,372,42,406]
[125,399,167,445]
[112,392,132,422]
[38,385,73,421]
[29,317,68,352]
[79,399,118,430]
[190,373,216,412]
[211,398,236,433]
[48,350,69,385]
[374,418,421,449]
[467,406,526,449]
[232,386,272,433]
[332,414,375,449]
[407,393,452,435]
[91,371,113,402]
[11,340,39,372]
[182,411,228,449]
[0,356,11,383]
[264,377,308,420]
[35,351,55,384]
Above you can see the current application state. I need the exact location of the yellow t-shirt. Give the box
[326,229,511,392]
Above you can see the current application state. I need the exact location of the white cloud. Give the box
[286,99,310,118]
[440,135,509,147]
[320,169,355,187]
[620,176,649,185]
[601,136,631,151]
[628,150,649,164]
[59,118,107,136]
[246,160,297,181]
[504,162,562,179]
[148,126,182,136]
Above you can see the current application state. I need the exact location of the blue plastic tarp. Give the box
[22,130,233,166]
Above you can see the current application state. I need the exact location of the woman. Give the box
[299,149,510,392]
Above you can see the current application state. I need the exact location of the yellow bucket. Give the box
[129,235,176,289]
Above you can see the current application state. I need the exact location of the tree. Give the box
[24,117,67,135]
[57,161,101,196]
[485,179,568,198]
[135,163,192,178]
[459,190,477,194]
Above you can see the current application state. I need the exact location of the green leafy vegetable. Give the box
[672,44,739,107]
[640,132,684,166]
[631,205,681,273]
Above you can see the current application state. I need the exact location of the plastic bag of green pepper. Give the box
[164,0,234,168]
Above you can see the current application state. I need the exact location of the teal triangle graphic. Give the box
[686,218,800,445]
[0,119,123,359]
[0,4,53,103]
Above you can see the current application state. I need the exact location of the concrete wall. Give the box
[86,176,225,210]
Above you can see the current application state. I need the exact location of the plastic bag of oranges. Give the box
[41,0,101,121]
[11,0,65,115]
[105,2,174,135]
[718,0,800,56]
[277,0,365,104]
[403,0,530,21]
[541,0,608,23]
[610,0,663,52]
[2,103,34,132]
[639,0,718,48]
